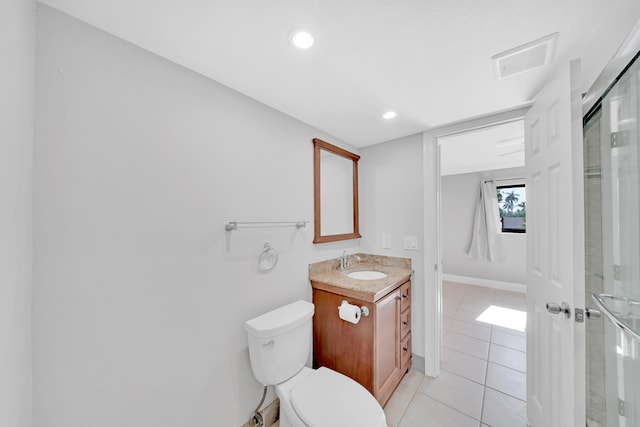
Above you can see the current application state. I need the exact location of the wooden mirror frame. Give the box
[313,138,361,243]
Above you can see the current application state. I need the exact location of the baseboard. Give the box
[411,354,425,373]
[442,274,526,293]
[241,398,279,427]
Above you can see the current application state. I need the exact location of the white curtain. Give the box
[467,180,505,262]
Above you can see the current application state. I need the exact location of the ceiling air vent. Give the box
[492,33,558,79]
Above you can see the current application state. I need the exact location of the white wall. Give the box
[0,0,34,426]
[33,6,360,427]
[360,134,425,359]
[441,166,526,286]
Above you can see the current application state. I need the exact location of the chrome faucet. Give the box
[337,251,348,271]
[337,251,361,271]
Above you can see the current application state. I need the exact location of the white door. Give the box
[525,59,586,426]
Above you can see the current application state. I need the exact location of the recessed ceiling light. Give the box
[290,30,314,49]
[382,111,397,119]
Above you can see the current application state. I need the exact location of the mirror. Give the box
[313,138,361,243]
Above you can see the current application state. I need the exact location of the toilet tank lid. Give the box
[244,300,314,338]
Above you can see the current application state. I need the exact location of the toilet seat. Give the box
[290,367,386,427]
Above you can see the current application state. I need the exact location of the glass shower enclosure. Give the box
[584,53,640,427]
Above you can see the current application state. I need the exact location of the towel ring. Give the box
[258,243,278,272]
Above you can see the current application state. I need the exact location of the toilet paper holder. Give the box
[339,300,369,317]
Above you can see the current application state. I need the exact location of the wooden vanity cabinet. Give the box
[312,278,412,406]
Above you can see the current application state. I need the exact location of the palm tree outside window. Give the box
[496,184,526,233]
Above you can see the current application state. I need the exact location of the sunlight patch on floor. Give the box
[476,305,527,332]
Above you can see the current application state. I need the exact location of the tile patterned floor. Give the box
[384,281,528,427]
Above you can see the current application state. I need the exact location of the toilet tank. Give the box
[244,300,314,386]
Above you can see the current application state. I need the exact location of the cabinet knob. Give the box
[402,294,408,299]
[402,347,408,352]
[403,321,408,326]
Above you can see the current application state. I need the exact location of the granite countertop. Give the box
[309,254,413,302]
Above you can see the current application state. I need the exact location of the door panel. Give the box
[526,59,585,427]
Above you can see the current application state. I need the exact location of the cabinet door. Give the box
[374,288,402,405]
[312,289,374,392]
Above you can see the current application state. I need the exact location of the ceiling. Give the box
[38,0,640,147]
[440,120,524,176]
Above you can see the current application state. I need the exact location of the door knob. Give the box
[546,301,571,319]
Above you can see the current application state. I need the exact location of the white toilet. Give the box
[244,300,386,427]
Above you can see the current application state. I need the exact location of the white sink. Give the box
[347,270,388,280]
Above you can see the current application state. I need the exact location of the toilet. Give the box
[244,300,386,427]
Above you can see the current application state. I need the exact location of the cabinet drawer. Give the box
[401,333,412,372]
[400,309,411,338]
[400,281,411,312]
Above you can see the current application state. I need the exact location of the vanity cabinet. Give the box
[311,278,412,406]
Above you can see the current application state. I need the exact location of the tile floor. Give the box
[384,281,528,427]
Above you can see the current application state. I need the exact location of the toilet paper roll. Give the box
[338,301,361,324]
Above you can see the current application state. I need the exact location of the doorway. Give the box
[435,119,529,424]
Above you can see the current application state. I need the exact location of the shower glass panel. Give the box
[585,56,640,427]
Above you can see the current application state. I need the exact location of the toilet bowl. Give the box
[244,300,386,427]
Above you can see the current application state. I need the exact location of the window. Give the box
[497,184,526,233]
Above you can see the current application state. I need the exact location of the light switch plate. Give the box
[403,236,418,250]
[382,234,391,249]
